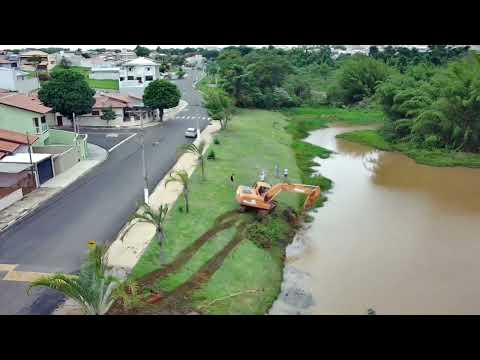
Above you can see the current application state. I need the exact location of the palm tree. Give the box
[132,203,169,263]
[181,140,206,179]
[165,170,191,213]
[26,245,120,315]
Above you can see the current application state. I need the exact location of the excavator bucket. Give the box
[303,187,321,209]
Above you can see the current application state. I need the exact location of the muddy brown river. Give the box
[270,124,480,315]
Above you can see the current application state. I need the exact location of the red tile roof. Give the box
[93,94,127,109]
[0,93,52,114]
[0,129,38,155]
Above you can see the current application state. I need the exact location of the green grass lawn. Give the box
[53,65,119,90]
[336,129,393,151]
[131,109,304,314]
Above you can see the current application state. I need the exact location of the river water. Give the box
[270,124,480,315]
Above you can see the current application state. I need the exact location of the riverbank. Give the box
[282,106,385,201]
[110,109,305,315]
[337,129,480,168]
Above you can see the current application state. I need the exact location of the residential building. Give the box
[19,50,56,72]
[0,92,53,144]
[185,54,205,68]
[0,59,18,69]
[0,67,39,94]
[0,93,89,180]
[119,57,161,97]
[52,92,156,127]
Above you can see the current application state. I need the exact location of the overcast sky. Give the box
[0,45,261,50]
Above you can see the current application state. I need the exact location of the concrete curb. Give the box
[0,144,109,236]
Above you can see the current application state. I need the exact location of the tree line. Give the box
[205,45,479,153]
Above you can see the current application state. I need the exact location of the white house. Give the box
[0,68,39,94]
[185,54,204,68]
[119,57,161,97]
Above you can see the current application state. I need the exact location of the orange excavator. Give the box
[235,181,321,215]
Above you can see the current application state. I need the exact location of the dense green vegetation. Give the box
[205,45,480,164]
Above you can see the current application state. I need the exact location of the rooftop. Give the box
[0,128,39,159]
[122,57,159,67]
[0,93,52,114]
[1,152,51,164]
[20,50,49,57]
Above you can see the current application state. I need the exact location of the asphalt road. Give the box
[0,68,210,314]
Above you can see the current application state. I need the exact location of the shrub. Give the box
[207,149,216,160]
[213,137,220,145]
[178,205,184,213]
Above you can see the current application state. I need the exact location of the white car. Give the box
[185,128,197,138]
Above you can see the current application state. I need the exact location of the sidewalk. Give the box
[0,143,108,234]
[106,121,221,278]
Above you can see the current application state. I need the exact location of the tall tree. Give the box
[143,80,181,122]
[203,88,234,130]
[38,69,95,121]
[134,45,151,57]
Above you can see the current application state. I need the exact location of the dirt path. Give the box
[138,210,241,287]
[140,219,248,314]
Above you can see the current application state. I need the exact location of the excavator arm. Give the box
[264,183,321,210]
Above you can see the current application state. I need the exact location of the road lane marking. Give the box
[0,264,17,272]
[108,133,137,153]
[3,271,51,282]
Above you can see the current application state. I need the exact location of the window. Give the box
[40,116,48,132]
[127,76,134,80]
[145,75,153,81]
[33,117,40,133]
[40,116,46,123]
[128,67,133,71]
[146,67,150,71]
[136,77,142,83]
[120,77,125,81]
[91,110,100,116]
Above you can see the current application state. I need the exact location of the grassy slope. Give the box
[54,66,119,90]
[132,109,303,314]
[337,129,480,168]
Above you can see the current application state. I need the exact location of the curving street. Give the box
[0,68,210,314]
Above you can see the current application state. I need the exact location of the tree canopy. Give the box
[134,46,151,57]
[143,80,181,121]
[38,69,95,118]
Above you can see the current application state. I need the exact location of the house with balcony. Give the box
[119,57,161,97]
[19,50,57,72]
[0,92,53,144]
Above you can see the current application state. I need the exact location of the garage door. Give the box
[37,158,54,184]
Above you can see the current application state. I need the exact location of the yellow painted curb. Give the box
[3,271,50,282]
[0,264,17,272]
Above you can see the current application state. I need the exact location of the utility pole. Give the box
[26,132,36,188]
[140,113,149,204]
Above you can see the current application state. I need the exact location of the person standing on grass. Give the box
[259,170,266,182]
[283,168,289,181]
[230,173,235,188]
